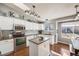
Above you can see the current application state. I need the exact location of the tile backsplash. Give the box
[25,30,38,35]
[0,30,12,40]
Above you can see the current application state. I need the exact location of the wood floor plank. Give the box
[50,42,70,56]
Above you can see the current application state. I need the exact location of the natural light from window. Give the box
[61,21,79,40]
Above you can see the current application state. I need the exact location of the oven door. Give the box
[14,37,26,51]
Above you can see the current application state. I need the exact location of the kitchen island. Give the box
[29,36,50,56]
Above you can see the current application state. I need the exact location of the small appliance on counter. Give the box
[38,30,42,34]
[0,30,13,40]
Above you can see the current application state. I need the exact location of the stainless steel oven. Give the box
[14,37,26,51]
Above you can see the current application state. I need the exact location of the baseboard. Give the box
[58,41,69,45]
[50,41,58,45]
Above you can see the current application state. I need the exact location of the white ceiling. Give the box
[4,3,79,21]
[25,3,79,21]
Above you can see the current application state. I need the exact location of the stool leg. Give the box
[75,49,78,56]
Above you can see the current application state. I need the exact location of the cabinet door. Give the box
[26,36,35,47]
[50,36,54,45]
[38,24,44,30]
[14,18,25,25]
[25,21,32,30]
[34,23,38,30]
[5,39,14,53]
[0,16,13,30]
[0,39,14,54]
[38,40,50,56]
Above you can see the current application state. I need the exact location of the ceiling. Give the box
[4,3,79,21]
[25,3,79,21]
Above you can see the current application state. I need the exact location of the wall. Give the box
[50,15,76,44]
[57,22,71,44]
[0,3,24,16]
[49,20,57,43]
[56,15,76,44]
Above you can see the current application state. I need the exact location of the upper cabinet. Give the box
[0,16,13,30]
[13,18,25,25]
[25,22,39,30]
[38,24,44,30]
[0,16,43,30]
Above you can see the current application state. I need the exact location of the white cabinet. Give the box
[25,22,39,30]
[29,40,50,56]
[25,21,33,30]
[38,24,44,30]
[33,23,38,30]
[26,35,36,47]
[14,18,25,25]
[0,39,14,54]
[50,35,55,45]
[0,16,43,30]
[0,16,13,30]
[38,40,50,56]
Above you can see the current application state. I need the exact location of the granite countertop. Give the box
[25,34,38,36]
[25,34,53,36]
[29,37,49,45]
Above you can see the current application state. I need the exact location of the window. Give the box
[61,22,79,40]
[74,26,79,39]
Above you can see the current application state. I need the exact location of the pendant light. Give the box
[74,5,79,20]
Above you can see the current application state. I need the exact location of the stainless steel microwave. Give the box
[13,24,25,30]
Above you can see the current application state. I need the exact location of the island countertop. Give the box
[29,37,49,45]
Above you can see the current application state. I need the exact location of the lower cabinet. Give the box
[26,35,36,47]
[0,39,14,55]
[29,40,50,56]
[50,35,55,45]
[38,40,50,56]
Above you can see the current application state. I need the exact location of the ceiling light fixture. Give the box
[25,5,40,18]
[74,5,79,20]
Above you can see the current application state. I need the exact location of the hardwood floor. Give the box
[8,42,70,56]
[14,47,29,56]
[50,42,70,56]
[8,47,29,56]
